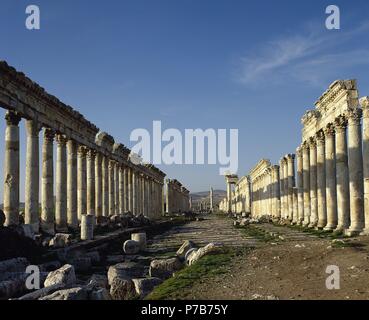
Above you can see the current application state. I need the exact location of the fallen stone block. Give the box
[107,262,146,285]
[69,256,92,272]
[186,243,224,266]
[49,233,72,248]
[40,287,87,300]
[131,233,147,250]
[89,287,111,300]
[132,277,163,299]
[149,257,183,279]
[44,264,76,288]
[106,255,125,264]
[88,274,109,289]
[109,277,137,300]
[123,240,140,255]
[176,240,196,260]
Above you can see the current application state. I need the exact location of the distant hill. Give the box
[190,190,226,209]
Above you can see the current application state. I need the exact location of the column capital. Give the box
[324,123,335,137]
[334,115,348,133]
[25,119,41,136]
[347,107,362,125]
[302,141,310,151]
[308,137,316,148]
[77,145,88,156]
[44,128,55,142]
[360,97,369,118]
[55,133,68,145]
[87,148,97,159]
[296,146,303,157]
[5,111,21,126]
[286,153,295,162]
[315,130,325,145]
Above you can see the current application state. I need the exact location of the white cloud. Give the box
[236,20,369,87]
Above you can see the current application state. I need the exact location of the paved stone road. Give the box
[147,215,258,252]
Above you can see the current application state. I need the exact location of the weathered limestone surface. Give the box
[219,80,369,237]
[0,61,185,236]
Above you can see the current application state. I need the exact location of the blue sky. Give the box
[1,0,369,199]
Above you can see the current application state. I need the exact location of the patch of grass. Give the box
[145,247,242,300]
[236,224,277,242]
[286,224,349,240]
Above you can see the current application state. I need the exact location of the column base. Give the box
[359,228,369,236]
[323,224,336,231]
[317,221,327,229]
[308,221,317,228]
[345,228,363,237]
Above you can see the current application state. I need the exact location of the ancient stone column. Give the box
[324,124,337,230]
[108,160,115,216]
[316,131,327,229]
[296,147,304,224]
[3,112,21,226]
[25,119,40,232]
[272,165,281,218]
[308,138,318,227]
[114,162,119,214]
[226,182,232,213]
[67,139,78,229]
[81,214,94,241]
[347,108,364,235]
[142,176,147,216]
[95,153,103,217]
[128,167,133,212]
[334,116,350,231]
[55,134,68,231]
[123,166,128,212]
[77,146,87,221]
[137,174,142,214]
[118,165,124,214]
[102,155,109,216]
[87,149,96,216]
[287,154,295,222]
[41,129,55,234]
[132,170,137,215]
[279,159,285,219]
[302,142,311,226]
[361,97,369,234]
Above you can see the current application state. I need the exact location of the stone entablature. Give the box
[0,61,182,232]
[0,61,163,183]
[302,80,359,142]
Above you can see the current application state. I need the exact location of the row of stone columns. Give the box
[2,111,165,233]
[241,103,369,236]
[165,179,190,214]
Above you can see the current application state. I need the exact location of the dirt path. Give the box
[148,214,369,300]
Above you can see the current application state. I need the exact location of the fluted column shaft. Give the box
[3,112,21,226]
[316,131,327,228]
[114,162,119,214]
[123,166,128,212]
[25,119,40,232]
[77,146,87,220]
[56,134,68,231]
[67,139,78,228]
[324,124,337,230]
[287,154,295,222]
[362,98,369,233]
[296,147,304,224]
[102,156,109,216]
[309,139,318,227]
[132,170,137,215]
[347,109,364,234]
[109,160,115,215]
[119,165,124,214]
[41,129,55,233]
[302,143,311,226]
[87,150,96,216]
[335,116,350,231]
[95,153,102,217]
[128,168,133,212]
